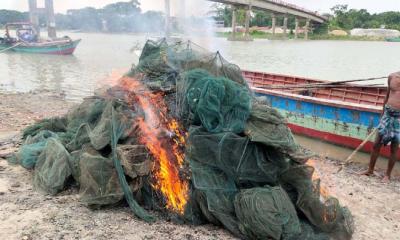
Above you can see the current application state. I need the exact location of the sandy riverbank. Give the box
[0,92,399,240]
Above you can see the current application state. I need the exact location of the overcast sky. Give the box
[1,0,399,15]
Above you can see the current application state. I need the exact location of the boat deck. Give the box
[243,70,387,107]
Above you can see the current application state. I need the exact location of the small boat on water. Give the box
[385,37,400,42]
[243,70,398,159]
[0,22,81,55]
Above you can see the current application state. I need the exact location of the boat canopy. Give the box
[5,22,38,41]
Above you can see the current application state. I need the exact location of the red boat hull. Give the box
[243,70,399,159]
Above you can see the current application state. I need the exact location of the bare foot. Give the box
[358,170,374,176]
[382,175,391,183]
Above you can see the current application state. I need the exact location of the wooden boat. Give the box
[386,37,400,42]
[0,38,81,55]
[243,70,398,159]
[0,22,80,55]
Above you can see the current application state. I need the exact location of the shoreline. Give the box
[0,92,399,240]
[4,29,390,42]
[215,32,389,42]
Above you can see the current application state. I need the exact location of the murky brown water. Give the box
[0,32,147,101]
[1,32,400,100]
[1,32,400,169]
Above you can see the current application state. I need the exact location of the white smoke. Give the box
[166,0,217,50]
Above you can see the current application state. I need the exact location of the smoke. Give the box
[166,0,218,50]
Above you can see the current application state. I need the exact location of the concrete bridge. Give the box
[209,0,327,40]
[28,0,57,38]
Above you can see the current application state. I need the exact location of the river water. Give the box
[1,32,400,101]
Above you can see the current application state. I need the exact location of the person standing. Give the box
[361,72,400,182]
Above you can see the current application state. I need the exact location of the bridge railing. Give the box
[266,0,325,19]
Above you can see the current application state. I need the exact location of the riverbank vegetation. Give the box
[1,2,400,38]
[328,5,400,31]
[215,31,386,41]
[212,4,400,39]
[0,1,165,33]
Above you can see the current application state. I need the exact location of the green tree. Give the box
[100,0,142,32]
[328,5,400,31]
[102,0,141,15]
[211,3,232,27]
[0,10,28,26]
[251,11,272,27]
[66,7,102,31]
[140,11,164,32]
[330,4,352,29]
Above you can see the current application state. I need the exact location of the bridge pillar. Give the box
[271,13,276,36]
[244,5,252,40]
[304,19,310,40]
[45,0,57,39]
[283,15,288,39]
[230,6,237,40]
[294,17,299,39]
[28,0,40,37]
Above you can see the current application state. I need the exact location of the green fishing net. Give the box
[33,137,72,195]
[179,69,251,133]
[78,147,124,206]
[234,186,301,240]
[10,38,354,239]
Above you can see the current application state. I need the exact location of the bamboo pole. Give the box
[264,76,388,90]
[284,84,385,92]
[337,128,379,172]
[0,42,23,53]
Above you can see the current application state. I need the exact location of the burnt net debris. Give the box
[9,39,354,240]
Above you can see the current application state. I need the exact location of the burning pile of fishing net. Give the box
[10,39,354,240]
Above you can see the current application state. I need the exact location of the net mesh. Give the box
[10,38,354,239]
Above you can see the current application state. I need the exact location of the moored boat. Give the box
[243,70,398,159]
[386,37,400,42]
[0,22,80,55]
[1,38,81,55]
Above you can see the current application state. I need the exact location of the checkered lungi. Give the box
[378,105,400,145]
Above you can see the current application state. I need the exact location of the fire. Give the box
[306,159,339,224]
[306,159,331,199]
[119,76,189,214]
[99,68,129,86]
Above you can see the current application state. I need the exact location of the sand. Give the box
[0,92,399,240]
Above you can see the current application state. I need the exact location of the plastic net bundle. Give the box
[234,186,301,240]
[179,69,251,134]
[10,38,354,239]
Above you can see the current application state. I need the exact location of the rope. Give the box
[262,76,388,90]
[110,106,155,222]
[285,83,385,92]
[0,42,23,53]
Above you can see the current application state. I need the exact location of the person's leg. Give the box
[360,134,383,176]
[383,140,399,183]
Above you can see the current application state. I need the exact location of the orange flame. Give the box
[98,68,129,86]
[306,159,331,199]
[307,159,339,224]
[119,76,188,214]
